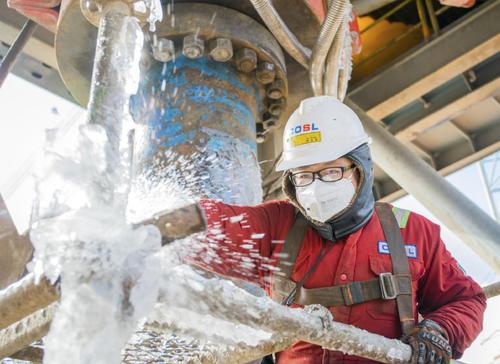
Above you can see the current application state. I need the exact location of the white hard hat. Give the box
[276,96,370,171]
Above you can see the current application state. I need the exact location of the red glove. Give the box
[402,320,452,364]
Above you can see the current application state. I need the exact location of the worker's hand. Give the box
[402,319,452,364]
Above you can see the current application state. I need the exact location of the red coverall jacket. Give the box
[191,199,486,363]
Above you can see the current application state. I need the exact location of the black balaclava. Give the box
[282,143,375,242]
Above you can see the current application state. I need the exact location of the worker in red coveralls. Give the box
[192,96,486,364]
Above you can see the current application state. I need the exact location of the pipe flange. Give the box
[56,2,290,141]
[151,3,288,141]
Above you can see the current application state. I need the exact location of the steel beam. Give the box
[0,1,56,68]
[348,0,500,120]
[347,99,500,273]
[396,77,500,142]
[381,135,500,202]
[0,19,37,87]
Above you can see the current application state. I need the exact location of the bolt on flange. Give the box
[183,34,204,59]
[208,38,233,62]
[235,48,257,73]
[268,98,286,117]
[152,37,175,62]
[266,79,285,100]
[256,62,276,84]
[263,116,278,130]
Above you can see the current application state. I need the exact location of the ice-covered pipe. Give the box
[0,304,57,359]
[310,0,348,96]
[249,0,311,68]
[149,266,413,363]
[0,274,58,330]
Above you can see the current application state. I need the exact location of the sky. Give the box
[0,74,498,363]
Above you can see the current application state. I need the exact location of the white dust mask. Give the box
[296,176,356,223]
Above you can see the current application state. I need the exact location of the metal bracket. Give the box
[379,272,398,300]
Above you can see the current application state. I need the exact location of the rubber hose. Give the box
[250,0,311,68]
[310,0,348,96]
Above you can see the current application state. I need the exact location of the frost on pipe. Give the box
[140,264,412,363]
[29,5,162,364]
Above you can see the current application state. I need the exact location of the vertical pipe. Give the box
[416,0,432,39]
[130,54,262,214]
[324,18,347,97]
[0,20,37,88]
[310,0,347,96]
[425,0,440,34]
[84,2,143,209]
[346,100,500,274]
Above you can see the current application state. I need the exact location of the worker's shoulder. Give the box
[388,205,441,247]
[387,204,439,231]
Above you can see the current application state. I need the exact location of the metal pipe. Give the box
[416,0,432,39]
[346,100,500,274]
[130,54,263,207]
[0,274,59,330]
[310,0,348,96]
[324,16,348,97]
[0,19,37,88]
[2,274,496,361]
[154,267,413,363]
[0,204,206,329]
[425,0,440,34]
[249,0,311,68]
[337,30,352,101]
[81,1,143,210]
[0,304,56,360]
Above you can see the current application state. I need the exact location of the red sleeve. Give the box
[186,199,294,288]
[417,223,487,358]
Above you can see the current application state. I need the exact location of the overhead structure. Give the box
[347,100,500,273]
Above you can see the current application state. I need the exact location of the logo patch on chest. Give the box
[378,241,418,258]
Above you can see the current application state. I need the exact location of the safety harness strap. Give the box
[294,273,412,306]
[375,202,415,335]
[270,204,415,335]
[278,213,308,277]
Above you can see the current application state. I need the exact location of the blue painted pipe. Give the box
[130,55,263,206]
